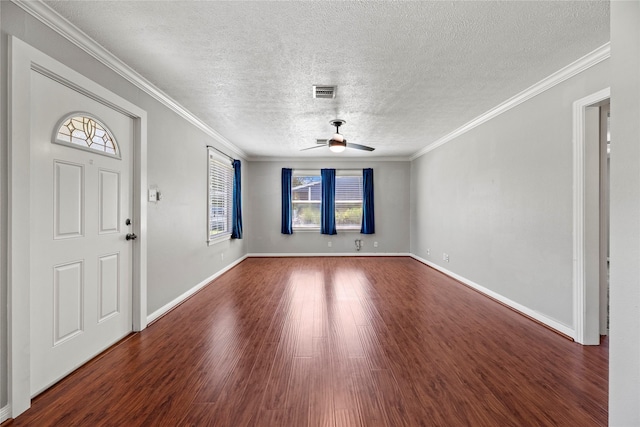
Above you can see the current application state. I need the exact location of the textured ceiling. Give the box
[43,1,609,159]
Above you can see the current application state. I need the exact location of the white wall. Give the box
[609,1,640,424]
[0,0,6,411]
[410,59,609,329]
[0,1,247,409]
[247,160,410,255]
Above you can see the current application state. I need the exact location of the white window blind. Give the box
[208,148,233,243]
[335,174,363,230]
[291,170,363,230]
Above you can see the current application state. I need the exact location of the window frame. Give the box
[291,169,363,232]
[207,148,234,245]
[334,171,364,231]
[52,111,121,159]
[291,172,322,231]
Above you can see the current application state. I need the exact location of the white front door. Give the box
[29,70,134,395]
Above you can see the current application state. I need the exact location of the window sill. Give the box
[208,233,231,246]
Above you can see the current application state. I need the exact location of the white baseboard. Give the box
[146,253,572,339]
[1,405,11,423]
[147,253,407,323]
[410,254,575,338]
[246,252,411,257]
[146,255,248,324]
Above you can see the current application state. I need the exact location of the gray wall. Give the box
[410,60,609,328]
[144,116,247,314]
[0,2,247,408]
[609,1,640,424]
[4,1,640,424]
[247,160,410,255]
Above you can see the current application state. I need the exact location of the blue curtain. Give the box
[231,159,243,239]
[281,168,293,234]
[361,168,375,234]
[321,168,337,235]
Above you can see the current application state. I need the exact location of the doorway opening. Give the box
[599,103,610,336]
[572,87,610,345]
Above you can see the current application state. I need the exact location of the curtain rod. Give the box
[206,145,234,161]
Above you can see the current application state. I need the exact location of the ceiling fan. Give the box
[301,119,375,153]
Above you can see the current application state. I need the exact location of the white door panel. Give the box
[30,70,133,395]
[52,260,84,345]
[98,169,121,234]
[53,160,85,239]
[98,253,121,322]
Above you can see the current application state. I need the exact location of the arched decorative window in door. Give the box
[53,113,120,159]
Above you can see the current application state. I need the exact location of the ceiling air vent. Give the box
[313,85,336,99]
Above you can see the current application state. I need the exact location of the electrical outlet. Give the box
[374,241,379,248]
[427,248,430,255]
[443,253,449,262]
[221,253,224,261]
[328,241,332,248]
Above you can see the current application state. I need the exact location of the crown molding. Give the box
[12,0,247,160]
[13,0,610,163]
[246,155,411,162]
[411,42,611,161]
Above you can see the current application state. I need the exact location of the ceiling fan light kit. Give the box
[302,119,375,153]
[329,133,346,152]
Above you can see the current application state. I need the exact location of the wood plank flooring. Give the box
[4,257,608,426]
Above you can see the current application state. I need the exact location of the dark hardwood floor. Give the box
[5,257,608,426]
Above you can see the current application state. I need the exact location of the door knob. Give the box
[126,233,138,241]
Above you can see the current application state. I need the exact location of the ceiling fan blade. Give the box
[346,142,375,151]
[316,139,328,144]
[300,145,326,151]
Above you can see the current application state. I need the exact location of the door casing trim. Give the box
[8,36,148,418]
[572,87,610,345]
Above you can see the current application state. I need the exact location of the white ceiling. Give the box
[43,1,609,160]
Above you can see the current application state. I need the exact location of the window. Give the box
[335,174,363,230]
[208,148,233,243]
[292,175,321,229]
[53,113,120,158]
[291,171,363,230]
